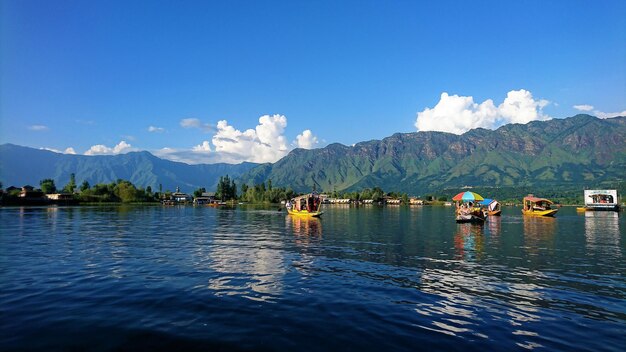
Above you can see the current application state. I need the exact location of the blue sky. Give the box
[1,0,625,163]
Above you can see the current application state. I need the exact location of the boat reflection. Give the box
[454,223,485,261]
[287,215,322,240]
[523,215,556,240]
[485,216,501,237]
[584,211,620,257]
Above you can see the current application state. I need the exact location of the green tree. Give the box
[63,173,76,193]
[194,187,206,198]
[40,179,57,194]
[371,187,384,202]
[216,175,238,201]
[114,180,138,203]
[241,183,248,198]
[230,179,237,200]
[80,180,90,192]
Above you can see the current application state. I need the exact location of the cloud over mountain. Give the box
[85,141,135,155]
[211,114,289,163]
[573,104,626,119]
[152,114,320,164]
[415,89,550,134]
[295,130,319,149]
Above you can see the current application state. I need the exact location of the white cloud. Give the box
[192,141,212,152]
[153,147,228,164]
[28,125,48,131]
[154,114,320,164]
[211,114,289,163]
[415,89,551,134]
[295,129,319,149]
[594,109,626,119]
[573,104,594,112]
[180,118,211,132]
[41,147,76,154]
[573,104,626,119]
[84,141,135,155]
[148,126,165,133]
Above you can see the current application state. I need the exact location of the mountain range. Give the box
[1,114,624,194]
[240,114,626,194]
[0,145,257,192]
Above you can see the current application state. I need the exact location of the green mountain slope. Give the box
[238,114,626,194]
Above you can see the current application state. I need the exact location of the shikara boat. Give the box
[522,195,558,217]
[480,198,502,216]
[453,191,486,223]
[286,193,323,217]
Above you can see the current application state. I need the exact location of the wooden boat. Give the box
[286,193,323,217]
[522,195,558,217]
[455,212,486,223]
[455,202,486,223]
[480,198,502,216]
[453,191,486,223]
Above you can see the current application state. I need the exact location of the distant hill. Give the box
[238,114,626,194]
[0,144,257,192]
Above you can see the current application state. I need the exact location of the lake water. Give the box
[1,205,625,351]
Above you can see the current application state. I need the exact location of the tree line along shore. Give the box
[0,174,623,206]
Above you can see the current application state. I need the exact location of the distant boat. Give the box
[286,193,323,217]
[479,198,502,216]
[522,195,558,217]
[452,191,486,223]
[578,190,620,212]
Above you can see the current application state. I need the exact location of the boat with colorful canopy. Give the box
[452,191,486,223]
[522,195,558,217]
[286,193,323,217]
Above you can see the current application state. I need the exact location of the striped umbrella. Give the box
[452,191,484,202]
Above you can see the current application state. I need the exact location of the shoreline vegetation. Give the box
[1,175,624,208]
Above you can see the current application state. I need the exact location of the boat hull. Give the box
[455,214,485,223]
[579,205,620,212]
[522,209,558,217]
[287,209,323,217]
[486,210,501,216]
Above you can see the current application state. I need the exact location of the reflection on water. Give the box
[207,212,287,302]
[523,216,556,240]
[523,216,556,258]
[1,206,625,352]
[287,215,323,239]
[454,223,485,261]
[485,216,501,237]
[585,211,621,258]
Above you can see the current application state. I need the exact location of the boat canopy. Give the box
[480,198,499,211]
[292,193,318,201]
[524,196,553,204]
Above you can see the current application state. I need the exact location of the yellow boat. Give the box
[286,193,323,217]
[522,195,558,217]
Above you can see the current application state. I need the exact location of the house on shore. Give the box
[194,192,216,205]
